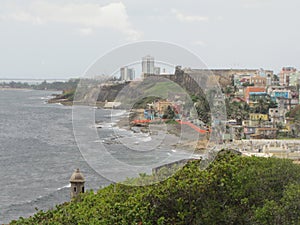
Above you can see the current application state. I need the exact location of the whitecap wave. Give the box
[100,122,116,128]
[110,110,127,117]
[57,184,71,191]
[40,96,53,100]
[141,136,152,142]
[93,140,105,143]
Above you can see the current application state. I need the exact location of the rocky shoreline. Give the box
[115,111,208,154]
[47,94,209,155]
[48,97,107,107]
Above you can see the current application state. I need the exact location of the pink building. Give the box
[279,67,297,86]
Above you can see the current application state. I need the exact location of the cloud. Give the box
[215,16,224,21]
[78,27,93,36]
[242,0,271,9]
[193,40,206,47]
[171,9,208,22]
[2,11,43,24]
[0,1,142,40]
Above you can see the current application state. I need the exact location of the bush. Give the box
[10,152,300,225]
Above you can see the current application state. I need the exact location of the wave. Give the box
[116,128,128,132]
[4,185,70,207]
[40,96,53,100]
[140,136,152,142]
[110,110,127,117]
[93,122,116,129]
[57,184,71,191]
[0,185,71,224]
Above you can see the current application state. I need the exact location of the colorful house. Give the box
[244,86,266,103]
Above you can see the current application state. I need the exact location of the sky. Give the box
[0,0,299,79]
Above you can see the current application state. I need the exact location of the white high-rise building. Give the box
[120,67,135,81]
[154,67,160,75]
[127,68,135,80]
[142,55,155,75]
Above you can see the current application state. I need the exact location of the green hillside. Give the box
[143,81,180,98]
[11,152,300,225]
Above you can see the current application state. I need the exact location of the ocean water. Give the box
[0,89,198,224]
[0,90,108,223]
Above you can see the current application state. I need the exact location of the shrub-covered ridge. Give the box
[11,152,300,225]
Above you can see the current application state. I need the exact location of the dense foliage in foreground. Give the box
[11,152,300,225]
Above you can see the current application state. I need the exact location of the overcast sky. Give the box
[0,0,299,79]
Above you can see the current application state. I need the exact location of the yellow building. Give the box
[249,113,268,121]
[155,101,172,115]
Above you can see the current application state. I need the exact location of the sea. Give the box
[0,89,198,224]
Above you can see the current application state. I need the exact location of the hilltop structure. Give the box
[120,67,135,81]
[142,55,161,77]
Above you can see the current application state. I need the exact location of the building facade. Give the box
[250,75,267,87]
[120,67,135,81]
[244,86,266,103]
[289,71,300,86]
[279,67,297,86]
[142,55,155,75]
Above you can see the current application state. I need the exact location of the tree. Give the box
[226,99,250,124]
[194,95,210,124]
[242,82,254,87]
[162,105,175,119]
[11,152,300,225]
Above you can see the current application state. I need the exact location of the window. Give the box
[82,187,85,193]
[74,187,77,193]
